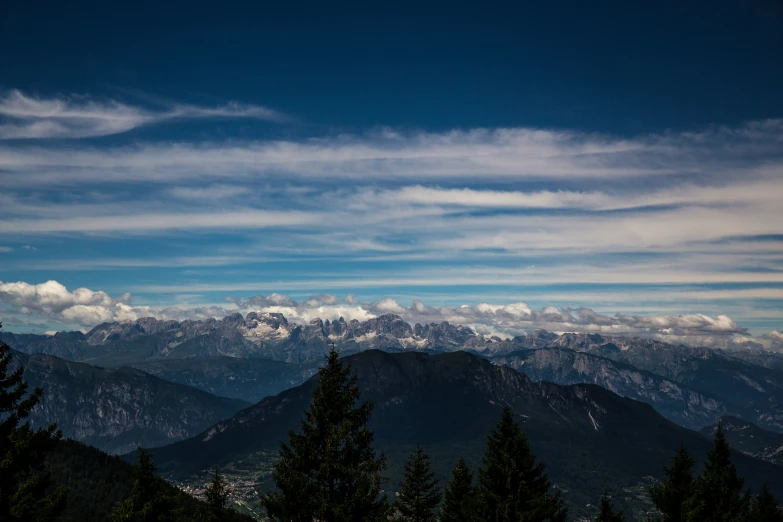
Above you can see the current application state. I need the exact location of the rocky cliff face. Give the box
[545,332,783,432]
[494,348,726,430]
[11,351,249,454]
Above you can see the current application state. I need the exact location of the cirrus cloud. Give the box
[0,89,287,140]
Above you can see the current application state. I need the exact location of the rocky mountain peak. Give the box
[85,316,182,345]
[354,314,413,338]
[221,313,245,327]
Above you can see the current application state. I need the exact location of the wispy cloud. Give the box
[362,180,783,211]
[0,209,319,233]
[0,89,287,140]
[169,185,252,200]
[0,89,781,343]
[1,120,781,185]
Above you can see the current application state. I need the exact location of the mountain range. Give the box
[6,312,783,519]
[6,312,783,433]
[2,312,502,365]
[146,350,783,520]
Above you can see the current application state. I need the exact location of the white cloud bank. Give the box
[1,279,781,353]
[0,89,286,140]
[0,280,224,326]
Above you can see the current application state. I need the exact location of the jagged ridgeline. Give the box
[0,312,507,365]
[5,312,783,433]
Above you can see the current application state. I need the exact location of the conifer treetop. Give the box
[0,323,67,522]
[394,445,441,522]
[440,455,475,522]
[476,406,567,522]
[261,345,388,521]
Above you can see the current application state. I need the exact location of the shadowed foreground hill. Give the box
[149,350,783,519]
[43,440,230,522]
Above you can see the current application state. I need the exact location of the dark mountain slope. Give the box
[700,416,783,466]
[149,350,783,519]
[131,356,320,403]
[45,440,196,522]
[13,350,249,454]
[494,347,726,429]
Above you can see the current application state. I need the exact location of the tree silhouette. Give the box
[110,447,183,522]
[0,323,67,522]
[200,467,241,521]
[261,346,388,521]
[440,455,476,522]
[394,445,440,522]
[683,423,750,522]
[476,406,567,522]
[648,443,695,522]
[749,485,783,522]
[594,491,624,522]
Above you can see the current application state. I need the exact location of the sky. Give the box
[0,0,782,351]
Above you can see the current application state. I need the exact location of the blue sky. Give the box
[1,0,782,350]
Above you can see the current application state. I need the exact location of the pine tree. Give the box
[200,467,238,522]
[475,406,567,522]
[110,447,183,522]
[648,443,696,522]
[595,491,624,522]
[261,346,388,521]
[394,445,440,522]
[440,455,476,522]
[682,423,750,522]
[0,324,67,522]
[750,485,783,522]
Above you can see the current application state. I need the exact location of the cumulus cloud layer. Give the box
[1,280,780,352]
[0,89,286,139]
[0,280,225,326]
